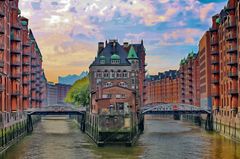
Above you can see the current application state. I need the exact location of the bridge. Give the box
[140,103,213,131]
[25,105,86,133]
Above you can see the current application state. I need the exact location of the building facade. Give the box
[144,70,179,105]
[209,0,239,116]
[199,31,212,110]
[46,82,71,106]
[179,52,200,106]
[89,40,145,114]
[0,0,46,115]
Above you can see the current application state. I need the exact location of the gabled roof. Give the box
[90,41,131,66]
[128,46,138,59]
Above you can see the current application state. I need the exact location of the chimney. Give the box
[98,42,104,54]
[123,42,128,48]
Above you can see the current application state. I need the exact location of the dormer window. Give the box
[111,54,120,64]
[99,55,106,64]
[100,60,105,64]
[111,60,120,64]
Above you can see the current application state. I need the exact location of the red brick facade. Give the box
[0,0,46,113]
[209,0,239,117]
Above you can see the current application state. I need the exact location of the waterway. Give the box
[0,116,240,159]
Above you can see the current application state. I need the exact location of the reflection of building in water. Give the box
[89,40,146,114]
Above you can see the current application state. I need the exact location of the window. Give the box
[111,60,120,64]
[117,70,122,78]
[104,82,112,87]
[102,94,112,98]
[119,82,127,88]
[110,71,115,78]
[116,94,126,99]
[103,70,109,78]
[100,59,105,64]
[96,72,102,78]
[123,71,128,78]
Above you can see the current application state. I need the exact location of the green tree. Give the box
[65,76,90,107]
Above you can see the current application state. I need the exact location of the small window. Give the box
[100,60,105,64]
[104,82,112,87]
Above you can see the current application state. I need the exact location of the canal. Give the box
[0,116,240,159]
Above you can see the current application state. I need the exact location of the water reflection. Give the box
[0,116,239,159]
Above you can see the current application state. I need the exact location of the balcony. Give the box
[23,61,30,66]
[22,42,31,47]
[11,48,21,54]
[0,43,4,51]
[0,25,4,34]
[10,34,21,42]
[227,47,237,54]
[225,5,235,11]
[11,61,21,67]
[212,70,219,74]
[11,24,21,30]
[23,81,30,85]
[23,52,31,56]
[211,80,219,84]
[210,40,218,46]
[209,27,218,32]
[22,71,30,76]
[11,73,21,79]
[226,22,236,29]
[226,34,237,41]
[227,59,237,66]
[212,91,219,97]
[228,72,238,78]
[0,60,3,68]
[0,84,4,92]
[0,6,5,17]
[211,59,219,65]
[211,51,219,55]
[228,88,238,95]
[23,95,30,98]
[11,91,20,96]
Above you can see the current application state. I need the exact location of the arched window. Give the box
[103,70,109,78]
[119,82,127,88]
[123,70,128,78]
[104,82,112,87]
[117,70,121,78]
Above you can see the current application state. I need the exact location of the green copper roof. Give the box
[216,18,220,24]
[180,58,187,65]
[111,54,120,60]
[187,51,195,59]
[21,21,27,26]
[99,55,105,59]
[18,9,21,15]
[127,46,138,59]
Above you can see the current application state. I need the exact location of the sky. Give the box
[19,0,227,82]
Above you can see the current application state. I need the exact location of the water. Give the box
[0,116,240,159]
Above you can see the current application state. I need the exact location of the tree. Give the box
[65,76,90,107]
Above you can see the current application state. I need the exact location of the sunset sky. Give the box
[19,0,227,82]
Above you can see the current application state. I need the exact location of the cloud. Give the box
[18,0,227,80]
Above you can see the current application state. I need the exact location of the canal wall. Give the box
[84,112,141,146]
[0,112,40,152]
[213,114,240,142]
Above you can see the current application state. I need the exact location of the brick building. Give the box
[209,0,239,117]
[89,40,146,114]
[46,82,71,106]
[199,31,212,110]
[0,0,46,114]
[179,52,200,106]
[144,70,179,105]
